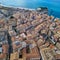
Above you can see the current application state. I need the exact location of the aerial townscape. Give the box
[0,5,60,60]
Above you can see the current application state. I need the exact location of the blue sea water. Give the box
[0,0,60,18]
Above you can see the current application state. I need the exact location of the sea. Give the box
[0,0,60,18]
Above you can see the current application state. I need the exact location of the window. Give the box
[0,44,2,54]
[19,51,22,58]
[26,45,30,53]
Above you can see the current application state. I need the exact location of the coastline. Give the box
[0,4,35,11]
[0,4,60,19]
